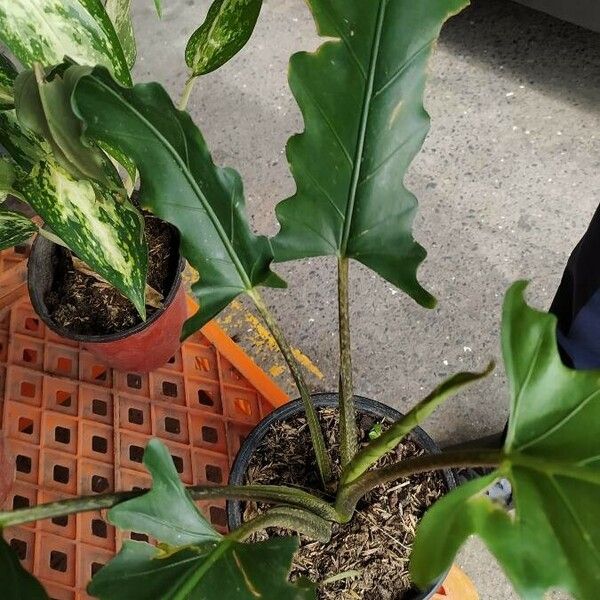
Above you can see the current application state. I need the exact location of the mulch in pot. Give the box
[45,216,177,336]
[243,407,447,600]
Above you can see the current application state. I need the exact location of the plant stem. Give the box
[337,256,358,467]
[0,484,338,529]
[247,288,333,487]
[178,76,197,111]
[229,506,332,543]
[335,448,504,521]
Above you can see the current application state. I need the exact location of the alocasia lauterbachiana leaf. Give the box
[72,66,286,337]
[0,208,37,249]
[88,538,314,600]
[0,0,132,86]
[273,0,468,308]
[0,54,18,110]
[108,439,220,546]
[0,109,148,318]
[410,281,600,599]
[104,0,137,69]
[185,0,263,77]
[89,439,315,600]
[0,537,49,599]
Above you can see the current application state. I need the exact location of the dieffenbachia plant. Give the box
[0,0,264,316]
[1,0,600,598]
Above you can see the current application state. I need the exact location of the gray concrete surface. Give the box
[131,0,600,597]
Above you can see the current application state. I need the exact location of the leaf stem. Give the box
[337,256,358,467]
[335,448,504,521]
[229,506,332,543]
[0,483,338,529]
[247,288,333,487]
[178,76,197,111]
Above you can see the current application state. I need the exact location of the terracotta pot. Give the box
[27,233,187,372]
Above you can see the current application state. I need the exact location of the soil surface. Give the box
[46,216,177,335]
[243,407,448,600]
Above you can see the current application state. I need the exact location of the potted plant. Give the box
[0,0,599,599]
[0,0,260,371]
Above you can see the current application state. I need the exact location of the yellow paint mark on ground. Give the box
[244,312,278,352]
[292,348,324,380]
[269,365,286,377]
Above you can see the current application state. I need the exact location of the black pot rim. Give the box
[227,393,456,600]
[27,226,185,344]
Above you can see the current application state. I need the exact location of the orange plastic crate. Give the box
[0,247,288,599]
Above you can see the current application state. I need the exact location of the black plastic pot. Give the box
[27,229,187,372]
[227,393,456,600]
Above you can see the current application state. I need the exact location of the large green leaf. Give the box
[272,0,468,308]
[185,0,263,77]
[91,439,315,599]
[410,282,600,600]
[104,0,136,69]
[88,538,315,600]
[0,536,49,599]
[72,66,285,337]
[0,110,148,318]
[0,208,37,249]
[0,53,18,110]
[109,439,220,546]
[0,0,131,85]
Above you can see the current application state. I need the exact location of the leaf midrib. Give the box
[85,75,254,291]
[340,0,387,257]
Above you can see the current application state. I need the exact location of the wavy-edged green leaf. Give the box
[411,281,600,600]
[0,536,49,599]
[15,160,147,318]
[185,0,262,77]
[0,0,132,85]
[0,208,37,249]
[105,0,136,69]
[109,439,220,546]
[15,65,119,188]
[273,0,468,308]
[342,362,495,485]
[72,66,285,337]
[88,538,315,600]
[0,53,18,110]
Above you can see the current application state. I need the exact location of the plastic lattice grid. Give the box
[0,246,288,600]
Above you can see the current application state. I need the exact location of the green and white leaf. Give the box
[72,66,285,338]
[411,281,600,600]
[15,160,148,318]
[0,537,49,599]
[0,53,18,109]
[0,158,15,201]
[15,65,120,189]
[273,0,468,308]
[109,439,220,546]
[185,0,263,77]
[88,538,315,600]
[105,0,136,69]
[0,0,132,85]
[0,208,37,249]
[0,110,48,171]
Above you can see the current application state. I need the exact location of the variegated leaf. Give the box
[185,0,262,77]
[15,65,119,189]
[0,208,37,250]
[14,160,148,318]
[105,0,136,69]
[0,53,18,109]
[0,110,48,171]
[0,158,15,201]
[0,0,132,85]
